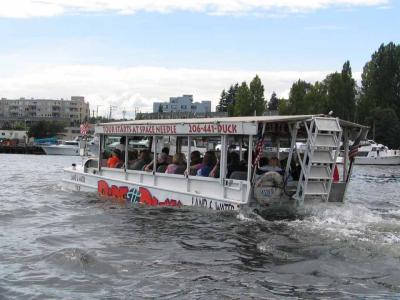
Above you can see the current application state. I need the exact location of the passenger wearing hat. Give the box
[107,148,122,168]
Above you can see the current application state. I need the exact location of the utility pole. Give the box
[109,105,117,120]
[96,105,102,118]
[134,107,139,120]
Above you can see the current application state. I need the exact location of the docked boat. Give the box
[62,115,367,215]
[337,140,400,165]
[42,140,80,156]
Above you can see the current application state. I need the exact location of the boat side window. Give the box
[100,135,122,168]
[356,151,369,157]
[143,136,171,173]
[224,135,248,180]
[159,136,187,175]
[126,136,152,171]
[186,136,221,178]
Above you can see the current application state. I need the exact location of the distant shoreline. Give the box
[0,145,45,155]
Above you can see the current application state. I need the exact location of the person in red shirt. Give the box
[107,149,122,168]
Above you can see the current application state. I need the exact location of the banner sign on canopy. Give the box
[96,122,257,136]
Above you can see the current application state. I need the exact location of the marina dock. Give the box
[0,145,45,155]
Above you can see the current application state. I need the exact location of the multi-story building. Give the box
[153,95,211,114]
[0,96,89,127]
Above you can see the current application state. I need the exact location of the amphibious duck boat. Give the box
[63,115,367,214]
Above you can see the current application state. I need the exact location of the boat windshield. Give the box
[64,141,79,146]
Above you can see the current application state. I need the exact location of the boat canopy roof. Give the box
[95,115,367,136]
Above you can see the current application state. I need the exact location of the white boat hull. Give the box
[353,156,400,165]
[63,165,345,217]
[42,145,80,156]
[337,155,400,165]
[63,166,242,211]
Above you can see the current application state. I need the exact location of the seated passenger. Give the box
[107,149,122,168]
[209,152,244,178]
[144,148,170,172]
[227,152,245,178]
[209,157,220,178]
[256,157,269,175]
[239,150,250,170]
[161,147,173,164]
[290,155,301,181]
[188,150,202,175]
[165,153,186,174]
[100,151,110,167]
[145,152,169,172]
[130,149,152,170]
[126,150,138,169]
[258,156,283,175]
[197,150,217,177]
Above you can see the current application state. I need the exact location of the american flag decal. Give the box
[80,122,89,136]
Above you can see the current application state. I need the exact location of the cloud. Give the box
[0,0,390,18]
[0,64,361,118]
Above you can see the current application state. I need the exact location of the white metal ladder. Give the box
[294,117,342,206]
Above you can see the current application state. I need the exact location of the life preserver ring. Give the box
[254,171,283,204]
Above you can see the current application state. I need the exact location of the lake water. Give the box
[1,154,400,299]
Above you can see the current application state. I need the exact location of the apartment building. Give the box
[0,96,89,127]
[153,95,211,114]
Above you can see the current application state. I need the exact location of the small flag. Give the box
[349,142,360,160]
[80,122,89,136]
[253,136,266,167]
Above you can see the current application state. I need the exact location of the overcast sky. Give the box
[0,0,398,118]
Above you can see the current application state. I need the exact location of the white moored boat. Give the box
[338,140,400,165]
[62,115,367,215]
[42,140,80,156]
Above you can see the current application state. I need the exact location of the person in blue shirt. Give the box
[197,150,217,177]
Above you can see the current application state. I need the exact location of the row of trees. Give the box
[27,120,66,138]
[216,42,400,148]
[279,60,356,121]
[216,75,266,116]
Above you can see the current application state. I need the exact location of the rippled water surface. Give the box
[1,154,400,299]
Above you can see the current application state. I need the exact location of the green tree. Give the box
[13,121,26,130]
[234,82,252,116]
[268,92,279,111]
[368,107,400,149]
[1,122,12,130]
[306,81,328,114]
[216,89,228,112]
[323,61,356,120]
[287,80,313,114]
[226,83,239,116]
[341,61,356,121]
[249,75,265,115]
[284,62,356,118]
[27,121,66,138]
[357,42,400,147]
[360,42,400,122]
[278,98,290,115]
